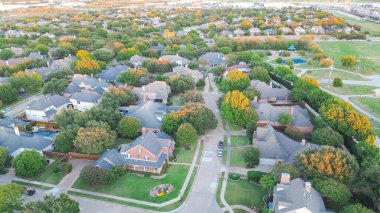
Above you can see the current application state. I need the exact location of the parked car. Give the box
[2,107,11,113]
[26,188,36,196]
[218,149,223,157]
[218,141,224,149]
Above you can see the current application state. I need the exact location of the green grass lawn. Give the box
[230,136,250,147]
[318,41,380,75]
[230,149,246,168]
[229,122,243,131]
[321,84,378,95]
[331,10,380,37]
[215,172,225,208]
[36,160,67,185]
[350,97,380,118]
[302,69,368,81]
[115,138,132,147]
[372,121,380,137]
[72,165,189,203]
[174,142,197,164]
[225,179,266,209]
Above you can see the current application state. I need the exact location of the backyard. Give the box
[320,84,378,95]
[72,165,189,203]
[36,159,67,185]
[225,179,266,209]
[318,41,380,75]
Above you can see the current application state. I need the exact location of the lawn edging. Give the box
[12,180,53,190]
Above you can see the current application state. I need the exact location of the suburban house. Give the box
[0,127,53,158]
[30,67,57,81]
[132,81,171,104]
[98,65,128,82]
[254,103,314,135]
[69,90,102,112]
[251,80,290,103]
[129,55,147,67]
[310,26,325,34]
[249,27,261,36]
[253,125,320,165]
[234,28,244,37]
[71,74,112,90]
[159,55,189,67]
[93,131,175,174]
[224,62,251,76]
[166,66,203,82]
[294,26,306,35]
[149,43,165,53]
[199,52,225,68]
[0,118,28,129]
[280,27,292,35]
[26,95,69,122]
[273,173,327,213]
[50,56,76,71]
[123,101,181,132]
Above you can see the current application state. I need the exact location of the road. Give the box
[4,93,44,117]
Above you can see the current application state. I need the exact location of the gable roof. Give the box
[199,52,225,65]
[27,95,69,111]
[70,90,101,103]
[251,80,289,100]
[72,75,111,88]
[98,65,128,81]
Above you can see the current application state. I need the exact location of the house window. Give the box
[144,156,148,160]
[127,154,130,158]
[138,148,141,153]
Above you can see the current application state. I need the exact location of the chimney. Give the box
[301,139,306,146]
[14,126,20,136]
[253,96,258,103]
[305,181,312,192]
[280,173,290,184]
[269,81,272,87]
[47,61,50,67]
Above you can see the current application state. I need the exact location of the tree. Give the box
[313,178,352,204]
[0,84,18,104]
[284,126,304,142]
[73,121,116,154]
[116,47,141,61]
[35,44,48,55]
[181,90,204,103]
[25,193,80,213]
[240,19,253,30]
[42,78,68,95]
[169,76,195,94]
[213,66,225,77]
[341,204,376,213]
[249,66,271,84]
[270,164,301,181]
[297,146,359,180]
[341,56,358,67]
[74,58,102,75]
[8,71,42,93]
[116,68,149,87]
[80,166,109,185]
[259,175,276,196]
[92,49,113,63]
[95,28,108,38]
[311,127,344,146]
[0,147,12,173]
[246,120,257,141]
[176,123,197,148]
[278,112,292,125]
[0,184,25,212]
[54,126,78,153]
[0,48,14,60]
[13,150,46,178]
[142,59,172,73]
[221,70,250,92]
[333,77,343,87]
[99,86,138,110]
[319,58,333,67]
[243,88,261,100]
[274,66,293,77]
[118,117,141,139]
[244,147,260,168]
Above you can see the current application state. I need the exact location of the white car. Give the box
[218,149,223,157]
[2,107,11,113]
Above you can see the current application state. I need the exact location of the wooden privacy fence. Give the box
[43,151,99,161]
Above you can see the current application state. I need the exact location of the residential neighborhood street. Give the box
[4,93,44,117]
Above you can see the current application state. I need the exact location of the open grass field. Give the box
[320,84,378,95]
[225,179,266,209]
[318,41,380,75]
[350,97,380,118]
[230,136,250,147]
[302,69,368,81]
[36,160,67,185]
[331,10,380,37]
[73,165,189,203]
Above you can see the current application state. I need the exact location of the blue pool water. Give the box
[283,58,306,64]
[34,132,57,139]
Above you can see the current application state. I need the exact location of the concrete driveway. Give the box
[58,159,94,188]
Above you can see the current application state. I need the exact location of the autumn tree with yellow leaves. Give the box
[73,50,102,75]
[221,70,250,92]
[240,19,253,30]
[297,146,359,181]
[220,90,258,127]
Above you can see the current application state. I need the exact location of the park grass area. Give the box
[321,84,377,95]
[230,149,246,168]
[12,180,53,190]
[331,10,380,37]
[36,160,67,185]
[72,165,189,203]
[302,69,368,81]
[230,136,250,147]
[350,97,380,118]
[225,179,266,209]
[372,122,380,137]
[318,41,380,75]
[174,142,197,164]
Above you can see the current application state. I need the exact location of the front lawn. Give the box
[229,122,243,131]
[230,136,250,147]
[36,160,67,185]
[72,165,189,203]
[230,149,246,168]
[173,142,197,164]
[225,179,266,209]
[350,96,380,118]
[321,84,378,95]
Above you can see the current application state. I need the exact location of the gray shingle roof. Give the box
[199,52,225,65]
[27,95,69,111]
[31,67,57,81]
[63,84,81,95]
[0,118,28,128]
[70,90,101,103]
[98,65,128,81]
[72,76,111,89]
[251,80,289,100]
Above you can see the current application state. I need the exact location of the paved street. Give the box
[4,93,43,117]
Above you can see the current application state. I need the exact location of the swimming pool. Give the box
[34,131,57,139]
[282,58,307,64]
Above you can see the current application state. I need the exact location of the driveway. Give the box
[58,159,94,188]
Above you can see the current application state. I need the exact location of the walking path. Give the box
[220,122,233,213]
[231,205,257,213]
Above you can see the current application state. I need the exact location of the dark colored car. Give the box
[218,141,224,149]
[26,189,36,196]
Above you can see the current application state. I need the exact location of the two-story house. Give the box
[132,81,171,104]
[26,95,69,122]
[69,90,102,112]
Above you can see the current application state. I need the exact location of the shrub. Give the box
[244,147,260,168]
[228,173,240,181]
[247,171,266,183]
[63,163,72,173]
[311,127,344,146]
[25,124,32,132]
[270,164,301,181]
[196,79,205,88]
[332,77,343,87]
[278,112,292,125]
[276,57,283,64]
[282,51,291,57]
[284,126,304,142]
[80,166,109,185]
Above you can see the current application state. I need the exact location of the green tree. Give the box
[243,88,261,100]
[181,90,204,103]
[270,164,301,181]
[0,84,18,104]
[54,126,78,153]
[99,86,138,110]
[13,150,46,178]
[341,204,376,213]
[0,48,14,60]
[313,178,352,204]
[213,66,225,77]
[221,70,250,92]
[169,76,195,94]
[249,66,271,83]
[0,184,25,212]
[35,44,48,55]
[274,66,292,77]
[80,166,109,185]
[42,78,68,95]
[26,193,80,213]
[116,47,141,61]
[284,126,304,142]
[176,123,197,148]
[118,117,141,139]
[92,49,113,63]
[246,120,257,141]
[0,147,12,173]
[244,147,260,168]
[8,71,42,93]
[278,112,293,125]
[333,77,343,87]
[311,127,344,146]
[95,28,108,38]
[259,175,276,196]
[116,68,149,87]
